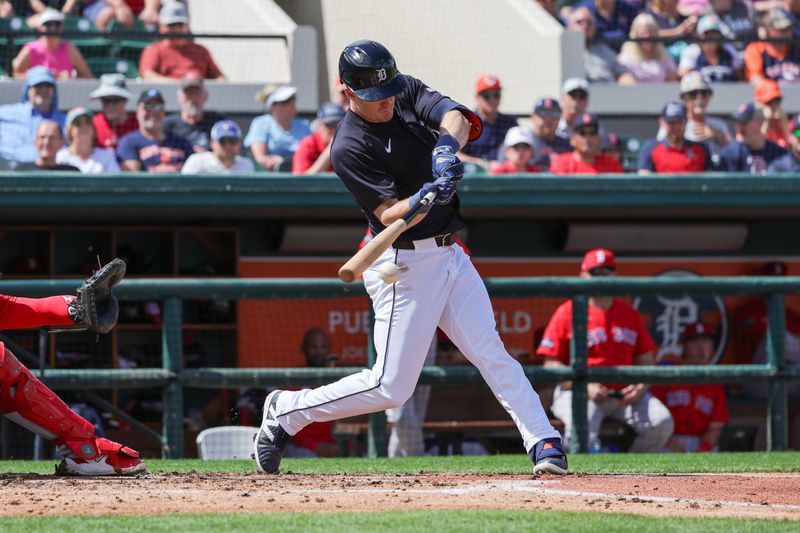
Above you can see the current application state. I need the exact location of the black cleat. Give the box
[254,390,291,474]
[530,437,569,475]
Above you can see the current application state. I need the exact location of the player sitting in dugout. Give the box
[653,322,729,453]
[0,259,146,475]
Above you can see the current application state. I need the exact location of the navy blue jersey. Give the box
[718,140,786,173]
[331,75,481,241]
[768,151,800,173]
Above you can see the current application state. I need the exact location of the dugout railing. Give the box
[0,277,797,458]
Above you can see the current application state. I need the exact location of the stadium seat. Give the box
[108,19,157,64]
[0,16,35,65]
[196,426,259,460]
[86,56,139,79]
[63,15,112,58]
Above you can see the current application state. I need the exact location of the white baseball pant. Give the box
[275,238,561,454]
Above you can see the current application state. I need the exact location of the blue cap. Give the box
[697,14,723,35]
[573,112,598,129]
[26,66,55,87]
[533,97,561,115]
[316,101,346,125]
[733,102,763,122]
[137,87,164,104]
[210,120,242,141]
[661,101,687,120]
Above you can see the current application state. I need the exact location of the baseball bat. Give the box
[338,191,437,283]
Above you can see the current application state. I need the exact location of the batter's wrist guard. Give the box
[433,134,460,154]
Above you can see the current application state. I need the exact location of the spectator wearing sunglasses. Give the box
[489,127,541,175]
[768,114,800,173]
[117,88,193,172]
[656,72,730,162]
[557,78,591,138]
[89,74,139,150]
[457,75,518,172]
[551,113,624,174]
[529,97,571,170]
[12,8,93,79]
[182,120,254,174]
[639,101,711,173]
[537,248,673,453]
[567,7,636,85]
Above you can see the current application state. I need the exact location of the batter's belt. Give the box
[393,233,456,250]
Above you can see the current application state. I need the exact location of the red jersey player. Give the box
[653,322,729,452]
[0,261,146,475]
[537,248,674,452]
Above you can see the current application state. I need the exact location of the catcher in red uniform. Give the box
[537,248,674,452]
[653,322,729,452]
[0,259,146,475]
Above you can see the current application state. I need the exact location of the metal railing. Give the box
[1,276,797,457]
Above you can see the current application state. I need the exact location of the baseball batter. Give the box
[255,39,567,475]
[0,260,146,475]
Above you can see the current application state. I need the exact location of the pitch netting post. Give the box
[570,294,589,454]
[766,292,788,451]
[162,297,183,459]
[367,304,388,457]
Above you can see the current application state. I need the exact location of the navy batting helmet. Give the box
[338,39,406,101]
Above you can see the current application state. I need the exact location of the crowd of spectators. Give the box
[1,1,799,176]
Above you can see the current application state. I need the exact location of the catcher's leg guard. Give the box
[0,345,145,475]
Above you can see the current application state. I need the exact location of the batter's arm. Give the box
[439,109,471,149]
[375,197,427,228]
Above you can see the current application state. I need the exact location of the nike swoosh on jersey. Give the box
[384,139,392,153]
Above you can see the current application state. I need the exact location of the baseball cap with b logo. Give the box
[682,322,715,342]
[581,248,616,273]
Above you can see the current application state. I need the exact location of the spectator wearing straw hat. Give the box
[489,127,541,175]
[457,75,518,172]
[90,73,139,150]
[182,120,254,174]
[744,9,800,84]
[244,84,311,171]
[139,1,226,81]
[718,103,786,173]
[292,102,346,175]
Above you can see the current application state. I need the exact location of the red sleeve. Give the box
[537,303,571,364]
[139,42,159,75]
[744,42,764,81]
[0,295,74,330]
[203,47,223,79]
[550,153,570,175]
[710,385,729,423]
[291,134,317,174]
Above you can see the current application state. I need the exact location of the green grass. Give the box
[0,510,796,533]
[2,451,799,475]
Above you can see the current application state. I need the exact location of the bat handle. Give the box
[402,190,437,223]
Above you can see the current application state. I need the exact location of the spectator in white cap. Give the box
[657,71,731,161]
[139,1,226,81]
[89,73,138,150]
[182,120,254,174]
[489,127,541,175]
[244,84,312,171]
[677,14,742,81]
[292,101,346,174]
[557,78,590,138]
[12,8,93,80]
[164,73,225,152]
[56,107,120,174]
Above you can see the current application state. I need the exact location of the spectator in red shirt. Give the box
[139,1,226,81]
[638,101,712,173]
[551,113,624,174]
[653,322,729,452]
[489,127,540,175]
[292,102,345,174]
[744,8,800,84]
[537,248,674,452]
[89,74,138,150]
[754,79,790,149]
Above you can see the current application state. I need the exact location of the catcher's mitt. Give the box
[69,258,126,334]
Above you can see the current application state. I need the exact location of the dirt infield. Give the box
[1,472,799,520]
